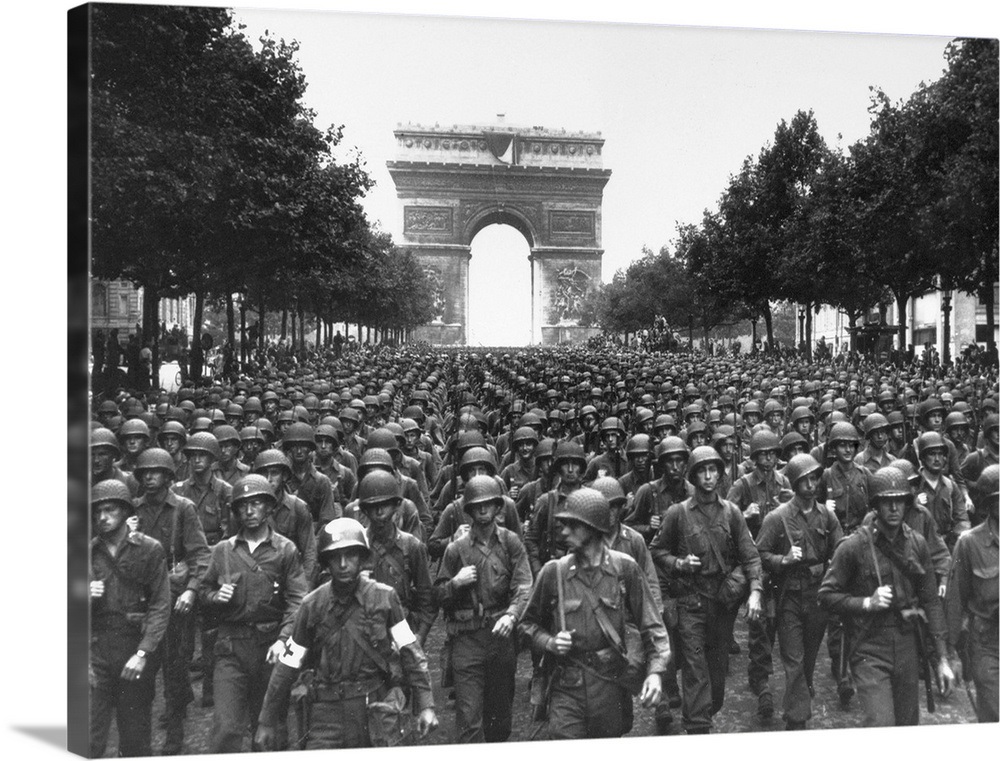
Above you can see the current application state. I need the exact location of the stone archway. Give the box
[387,122,611,345]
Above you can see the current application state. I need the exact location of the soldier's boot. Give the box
[201,675,214,708]
[655,703,674,735]
[161,715,186,756]
[756,692,774,724]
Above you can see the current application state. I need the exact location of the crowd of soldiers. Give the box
[89,344,999,755]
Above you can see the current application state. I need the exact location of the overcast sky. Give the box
[231,5,961,344]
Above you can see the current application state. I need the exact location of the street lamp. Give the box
[798,306,806,350]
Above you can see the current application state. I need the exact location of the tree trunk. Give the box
[984,284,997,362]
[239,296,247,368]
[143,283,160,389]
[280,308,288,340]
[298,305,305,356]
[357,322,363,342]
[805,302,813,361]
[762,305,774,352]
[894,289,909,355]
[258,284,266,358]
[189,286,205,383]
[847,311,858,353]
[290,304,296,348]
[225,291,236,378]
[316,314,321,349]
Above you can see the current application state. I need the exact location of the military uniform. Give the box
[435,526,532,742]
[650,495,763,733]
[288,462,339,529]
[257,577,435,749]
[625,478,693,544]
[945,517,999,722]
[428,496,522,559]
[818,521,946,726]
[269,491,319,588]
[519,547,670,738]
[365,523,435,641]
[90,530,171,757]
[916,469,970,552]
[755,499,843,726]
[199,528,307,752]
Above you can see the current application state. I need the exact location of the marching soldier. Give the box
[254,519,439,750]
[519,487,670,739]
[818,466,954,726]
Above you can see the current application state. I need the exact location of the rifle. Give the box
[905,608,937,713]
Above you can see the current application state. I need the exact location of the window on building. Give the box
[119,293,129,317]
[912,327,937,349]
[92,283,108,316]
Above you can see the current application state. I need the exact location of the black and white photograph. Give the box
[19,0,1000,759]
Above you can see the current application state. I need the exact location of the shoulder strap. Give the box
[573,571,627,656]
[860,525,883,587]
[170,504,179,565]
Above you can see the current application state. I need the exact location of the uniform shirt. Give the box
[917,470,970,543]
[435,526,532,635]
[402,445,438,491]
[199,527,307,641]
[902,435,968,491]
[134,491,210,596]
[726,469,792,539]
[400,455,430,501]
[756,500,843,590]
[961,446,999,512]
[945,519,999,648]
[270,492,318,587]
[315,457,356,512]
[519,548,670,675]
[500,459,536,494]
[649,496,764,597]
[817,461,873,533]
[860,503,951,583]
[427,497,522,560]
[91,530,171,654]
[263,578,434,721]
[817,522,946,657]
[212,459,250,489]
[525,488,579,575]
[626,478,694,544]
[854,444,893,475]
[364,524,434,634]
[96,465,141,499]
[332,448,359,477]
[287,463,338,527]
[607,523,663,613]
[584,449,630,482]
[172,474,232,546]
[618,468,653,499]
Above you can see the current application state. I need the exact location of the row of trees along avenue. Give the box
[583,38,997,363]
[90,5,436,381]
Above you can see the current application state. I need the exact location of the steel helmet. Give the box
[189,417,213,434]
[554,487,612,534]
[763,400,784,418]
[183,431,221,460]
[749,430,781,458]
[916,431,948,459]
[459,447,497,477]
[358,448,395,478]
[358,470,402,507]
[119,418,151,442]
[232,474,277,506]
[239,425,266,444]
[253,449,292,475]
[462,475,505,513]
[366,428,400,455]
[512,426,540,447]
[317,518,370,560]
[590,476,626,507]
[91,427,121,457]
[553,441,588,469]
[976,464,1000,499]
[134,447,176,477]
[600,417,625,435]
[283,422,316,449]
[918,398,946,423]
[982,414,999,437]
[159,421,188,444]
[784,454,822,487]
[655,436,689,461]
[789,406,815,425]
[91,479,135,513]
[687,446,725,484]
[871,467,912,501]
[654,414,677,433]
[862,413,890,437]
[943,411,969,432]
[243,397,263,415]
[827,422,861,446]
[315,423,340,443]
[399,418,422,436]
[455,430,487,455]
[626,434,653,457]
[888,458,920,484]
[535,438,557,461]
[779,431,808,457]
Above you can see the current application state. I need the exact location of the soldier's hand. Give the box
[868,585,893,611]
[745,590,763,622]
[265,639,285,664]
[949,655,963,684]
[452,524,471,542]
[783,545,803,564]
[509,485,520,500]
[120,652,147,682]
[964,493,974,515]
[452,565,477,588]
[938,582,947,599]
[638,673,662,708]
[916,493,929,507]
[90,580,105,599]
[552,630,575,655]
[174,589,196,615]
[126,515,140,532]
[416,708,439,737]
[937,659,955,697]
[825,499,837,513]
[492,614,515,637]
[744,502,760,519]
[680,554,701,573]
[649,513,661,531]
[254,725,276,752]
[215,583,236,604]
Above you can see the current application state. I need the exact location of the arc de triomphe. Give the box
[387,122,611,345]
